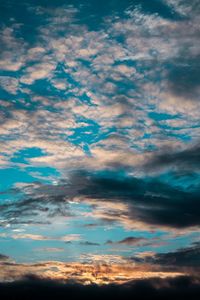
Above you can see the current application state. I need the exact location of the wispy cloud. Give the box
[1,233,81,242]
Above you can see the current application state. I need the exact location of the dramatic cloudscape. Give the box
[0,0,200,298]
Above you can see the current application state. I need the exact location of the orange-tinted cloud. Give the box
[0,259,184,285]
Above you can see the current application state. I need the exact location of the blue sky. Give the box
[0,0,200,284]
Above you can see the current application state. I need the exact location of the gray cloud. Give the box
[0,254,10,261]
[133,242,200,269]
[106,237,144,246]
[167,56,200,102]
[1,167,199,229]
[79,241,100,246]
[143,141,200,173]
[0,274,199,300]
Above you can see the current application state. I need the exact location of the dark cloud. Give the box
[0,254,9,261]
[144,142,200,172]
[83,223,99,228]
[68,170,200,228]
[106,237,144,246]
[167,56,200,101]
[0,184,73,226]
[146,243,200,268]
[2,168,200,229]
[0,275,199,300]
[79,241,100,246]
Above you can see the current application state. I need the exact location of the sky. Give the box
[0,0,200,294]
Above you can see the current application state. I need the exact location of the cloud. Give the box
[143,141,200,173]
[106,237,145,246]
[0,0,199,175]
[136,242,200,269]
[4,233,81,242]
[167,57,200,102]
[20,61,56,85]
[165,0,200,17]
[0,76,19,95]
[0,0,198,238]
[1,168,199,230]
[0,274,199,300]
[0,259,184,285]
[79,241,100,246]
[66,170,200,229]
[83,223,99,228]
[0,0,199,275]
[0,26,26,71]
[35,248,64,253]
[0,254,10,261]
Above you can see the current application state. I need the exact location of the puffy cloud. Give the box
[20,61,56,85]
[0,27,26,71]
[0,77,19,95]
[1,0,200,171]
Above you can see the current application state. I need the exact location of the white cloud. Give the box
[9,233,81,242]
[0,3,199,172]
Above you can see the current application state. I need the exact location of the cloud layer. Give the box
[0,0,199,290]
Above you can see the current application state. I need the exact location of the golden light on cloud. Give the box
[0,261,184,285]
